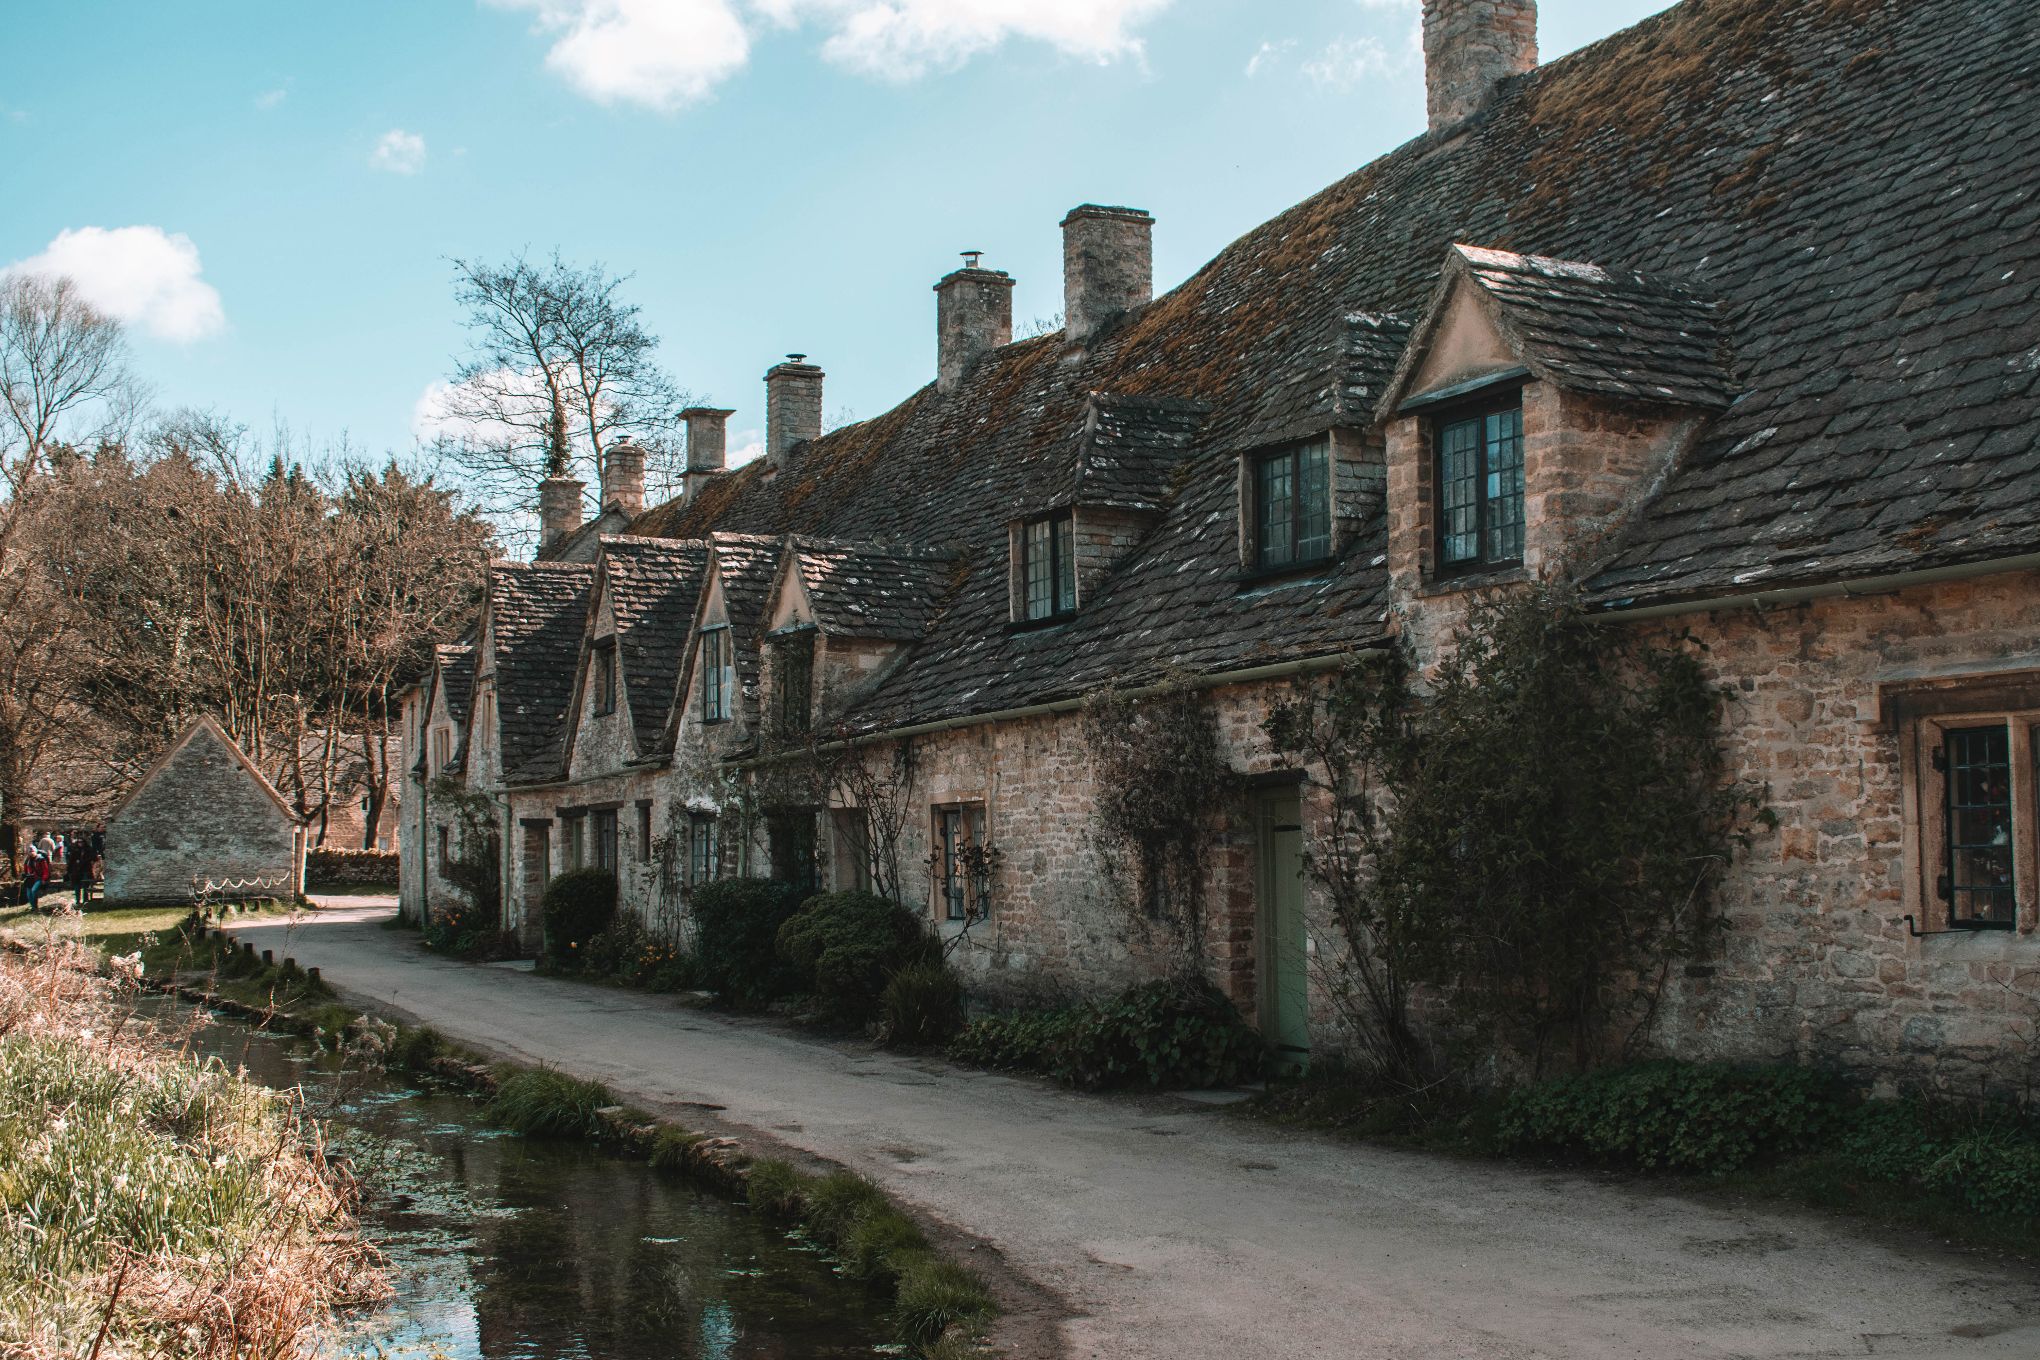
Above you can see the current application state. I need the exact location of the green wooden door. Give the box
[1259,790,1310,1063]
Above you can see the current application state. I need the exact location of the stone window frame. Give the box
[932,801,988,925]
[687,812,719,887]
[1887,673,2040,936]
[636,799,653,861]
[591,641,618,717]
[588,806,621,872]
[1014,510,1078,624]
[769,627,817,739]
[698,625,730,724]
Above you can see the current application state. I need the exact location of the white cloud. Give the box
[728,430,764,467]
[412,369,536,448]
[254,87,287,110]
[488,0,1176,108]
[1303,35,1395,88]
[2,226,224,342]
[371,129,427,174]
[1244,38,1292,79]
[485,0,750,111]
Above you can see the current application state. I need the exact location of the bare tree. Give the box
[426,253,691,536]
[0,276,143,860]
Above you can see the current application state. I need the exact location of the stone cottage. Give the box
[403,0,2040,1089]
[105,716,307,906]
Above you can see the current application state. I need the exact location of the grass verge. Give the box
[0,936,386,1358]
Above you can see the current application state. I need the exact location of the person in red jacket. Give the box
[22,850,50,912]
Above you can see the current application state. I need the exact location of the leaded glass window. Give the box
[1944,724,2016,928]
[1436,401,1525,569]
[699,626,729,723]
[1254,439,1332,571]
[1021,512,1077,621]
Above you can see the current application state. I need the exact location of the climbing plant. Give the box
[1082,673,1238,966]
[1266,583,1769,1080]
[428,775,502,929]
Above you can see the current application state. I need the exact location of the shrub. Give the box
[882,960,966,1047]
[1496,1061,1844,1175]
[691,878,807,1005]
[541,869,617,962]
[421,898,516,960]
[949,976,1263,1092]
[304,847,399,887]
[485,1068,613,1138]
[777,891,938,1023]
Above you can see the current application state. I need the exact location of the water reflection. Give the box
[172,1008,892,1360]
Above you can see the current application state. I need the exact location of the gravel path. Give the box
[241,901,2040,1360]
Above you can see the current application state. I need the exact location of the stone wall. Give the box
[105,724,301,905]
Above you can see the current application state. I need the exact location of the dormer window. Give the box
[1253,439,1332,572]
[773,630,815,737]
[1435,398,1524,571]
[592,642,617,716]
[1021,512,1077,621]
[699,626,729,724]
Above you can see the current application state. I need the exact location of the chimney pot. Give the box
[1423,0,1538,133]
[538,475,585,554]
[764,358,824,469]
[1061,204,1153,344]
[935,257,1015,396]
[600,438,645,518]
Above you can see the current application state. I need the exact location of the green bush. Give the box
[882,960,966,1047]
[949,976,1264,1092]
[421,898,516,959]
[541,868,617,962]
[485,1068,613,1138]
[691,878,807,1005]
[776,891,938,1023]
[1496,1061,1845,1174]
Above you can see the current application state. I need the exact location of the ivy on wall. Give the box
[1267,584,1769,1081]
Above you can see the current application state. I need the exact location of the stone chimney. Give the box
[764,355,824,468]
[935,253,1015,396]
[538,475,584,553]
[681,406,733,505]
[1061,205,1153,345]
[601,438,645,517]
[1423,0,1537,133]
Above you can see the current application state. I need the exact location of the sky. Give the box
[4,0,1673,475]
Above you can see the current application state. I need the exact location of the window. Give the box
[935,804,988,923]
[592,644,616,716]
[699,626,729,723]
[637,801,653,861]
[832,808,873,892]
[591,809,619,871]
[1941,725,2018,928]
[688,813,719,886]
[1021,512,1077,621]
[561,813,586,870]
[431,728,450,773]
[773,632,814,737]
[1436,399,1525,570]
[1898,688,2039,935]
[1253,439,1333,571]
[768,811,818,893]
[436,824,449,872]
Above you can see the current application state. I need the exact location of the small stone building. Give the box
[104,717,307,906]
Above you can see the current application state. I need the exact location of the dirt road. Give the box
[243,902,2040,1360]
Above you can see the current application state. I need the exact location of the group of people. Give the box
[17,828,102,911]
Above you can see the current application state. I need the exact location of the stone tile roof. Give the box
[489,561,595,784]
[708,532,780,721]
[596,536,710,756]
[792,539,958,641]
[625,0,2040,726]
[435,644,474,725]
[1037,395,1211,516]
[1401,244,1735,412]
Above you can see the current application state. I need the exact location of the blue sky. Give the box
[4,0,1671,472]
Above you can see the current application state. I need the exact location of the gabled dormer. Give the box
[763,537,955,732]
[1377,244,1734,601]
[419,642,473,783]
[563,536,709,778]
[670,532,779,754]
[1009,393,1206,624]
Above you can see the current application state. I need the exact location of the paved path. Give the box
[244,902,2040,1360]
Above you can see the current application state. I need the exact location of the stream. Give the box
[166,1001,897,1359]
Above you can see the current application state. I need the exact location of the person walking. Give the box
[65,831,95,909]
[32,830,54,863]
[22,850,49,912]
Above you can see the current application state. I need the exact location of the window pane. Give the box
[1257,454,1293,568]
[701,630,725,721]
[1484,408,1525,563]
[1055,515,1077,614]
[1946,724,2016,926]
[1025,519,1051,620]
[941,810,966,920]
[1439,417,1481,564]
[1297,441,1331,562]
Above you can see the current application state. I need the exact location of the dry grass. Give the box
[0,931,387,1359]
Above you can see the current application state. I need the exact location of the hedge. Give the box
[304,847,399,885]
